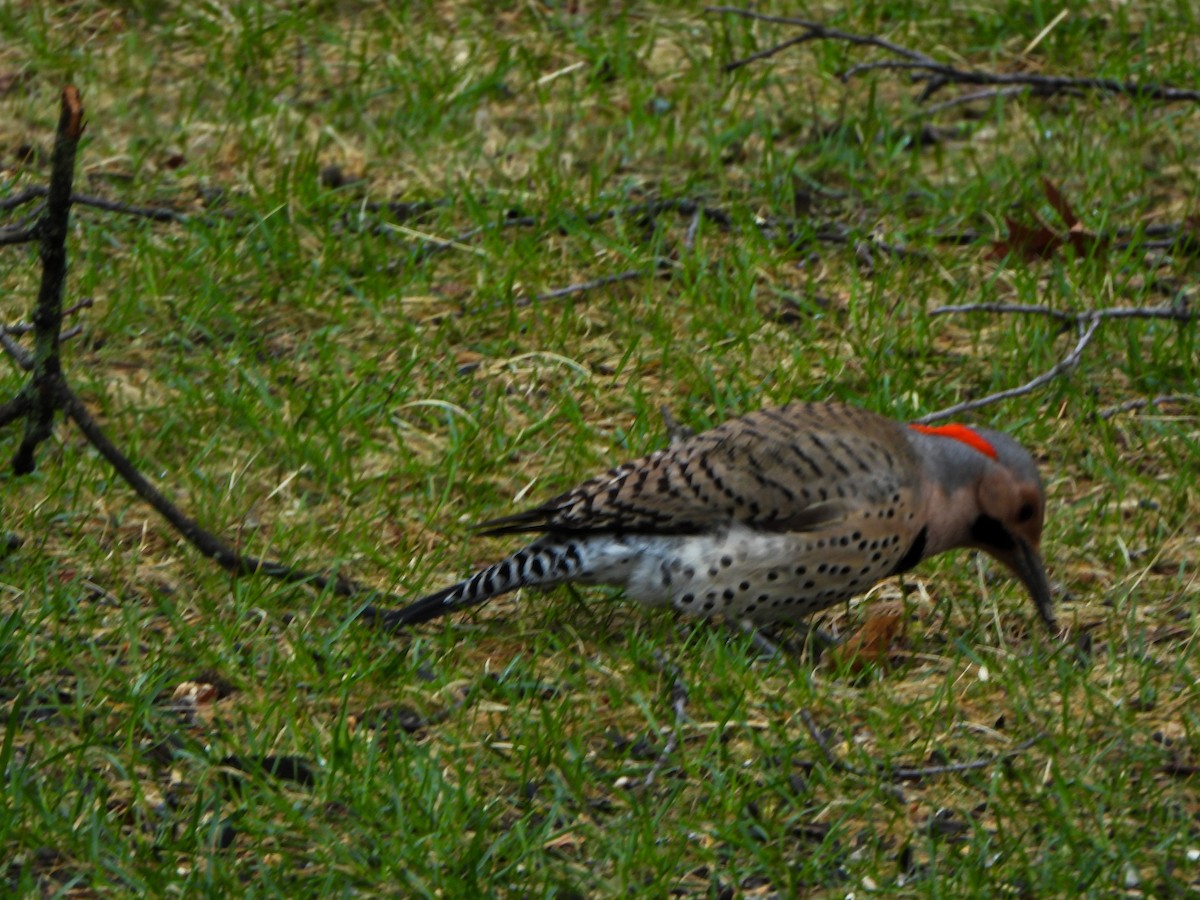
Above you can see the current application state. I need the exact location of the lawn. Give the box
[1,1,1198,896]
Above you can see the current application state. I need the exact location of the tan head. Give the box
[909,424,1055,632]
[968,428,1054,631]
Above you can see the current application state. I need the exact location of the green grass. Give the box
[2,0,1199,895]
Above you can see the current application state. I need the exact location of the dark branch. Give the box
[709,6,1200,103]
[12,86,84,476]
[60,386,393,602]
[0,184,190,223]
[918,316,1101,423]
[800,707,1043,782]
[1098,394,1200,420]
[0,227,37,246]
[0,329,34,370]
[0,187,46,212]
[0,393,32,429]
[931,302,1195,323]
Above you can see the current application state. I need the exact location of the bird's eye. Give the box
[1016,502,1037,523]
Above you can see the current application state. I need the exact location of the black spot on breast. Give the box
[890,526,928,576]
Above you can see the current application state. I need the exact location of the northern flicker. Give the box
[383,402,1055,634]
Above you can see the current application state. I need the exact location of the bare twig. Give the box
[1098,395,1200,420]
[800,707,1043,781]
[0,184,190,223]
[0,394,31,429]
[0,330,34,370]
[918,298,1196,420]
[521,267,658,308]
[0,227,37,246]
[722,33,820,73]
[60,386,400,603]
[12,86,84,475]
[919,86,1066,116]
[889,734,1044,781]
[5,298,95,335]
[930,302,1195,324]
[0,89,410,617]
[0,187,46,212]
[917,316,1102,424]
[711,8,934,67]
[709,6,1200,103]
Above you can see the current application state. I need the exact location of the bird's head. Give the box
[909,424,1055,633]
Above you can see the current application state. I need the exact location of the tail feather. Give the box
[378,539,586,630]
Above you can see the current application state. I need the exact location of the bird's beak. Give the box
[1002,540,1057,633]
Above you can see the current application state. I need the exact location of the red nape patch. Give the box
[909,423,998,460]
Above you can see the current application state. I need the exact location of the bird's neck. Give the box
[906,427,994,559]
[917,479,981,558]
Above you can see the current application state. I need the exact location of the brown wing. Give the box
[476,403,920,537]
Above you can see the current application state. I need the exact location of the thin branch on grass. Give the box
[0,394,31,429]
[1098,395,1200,420]
[0,187,49,212]
[0,330,34,370]
[0,88,406,615]
[711,8,934,68]
[11,86,83,475]
[709,6,1200,103]
[0,184,192,223]
[60,386,385,598]
[918,86,1065,116]
[5,298,95,336]
[520,267,659,308]
[889,734,1043,781]
[918,300,1197,421]
[930,302,1196,324]
[917,316,1101,424]
[800,707,1043,781]
[0,227,37,246]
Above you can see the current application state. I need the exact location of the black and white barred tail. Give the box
[382,538,590,628]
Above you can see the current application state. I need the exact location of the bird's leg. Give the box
[727,618,837,663]
[727,618,783,660]
[642,647,688,788]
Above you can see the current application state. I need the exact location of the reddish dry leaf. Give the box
[827,607,904,674]
[1042,177,1079,228]
[991,215,1063,260]
[172,681,219,705]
